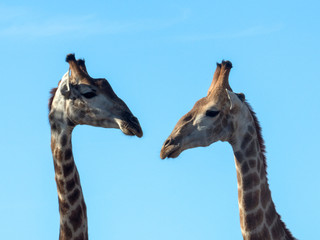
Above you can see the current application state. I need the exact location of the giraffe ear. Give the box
[60,70,72,98]
[226,89,243,111]
[60,82,71,98]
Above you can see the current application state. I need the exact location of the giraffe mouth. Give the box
[160,144,181,159]
[120,121,143,138]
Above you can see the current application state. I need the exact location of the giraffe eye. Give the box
[82,92,97,99]
[205,110,220,117]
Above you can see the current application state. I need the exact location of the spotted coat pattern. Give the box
[50,111,88,240]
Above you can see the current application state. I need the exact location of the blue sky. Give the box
[0,1,319,239]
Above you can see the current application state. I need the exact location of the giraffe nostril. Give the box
[131,116,138,124]
[164,138,172,147]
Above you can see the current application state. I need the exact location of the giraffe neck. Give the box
[50,110,88,240]
[230,120,294,240]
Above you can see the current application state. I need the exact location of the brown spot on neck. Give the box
[69,205,83,231]
[68,188,81,205]
[243,190,260,212]
[245,141,256,157]
[242,172,260,191]
[249,224,271,240]
[245,208,264,231]
[59,222,72,239]
[241,133,252,150]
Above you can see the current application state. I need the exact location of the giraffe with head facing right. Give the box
[49,54,143,239]
[160,61,295,240]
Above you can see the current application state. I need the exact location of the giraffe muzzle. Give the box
[119,116,143,138]
[160,139,181,159]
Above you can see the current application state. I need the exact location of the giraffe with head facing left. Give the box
[160,61,295,240]
[49,54,143,240]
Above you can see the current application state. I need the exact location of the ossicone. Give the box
[65,53,90,83]
[221,60,232,69]
[77,59,85,66]
[77,59,88,74]
[66,53,76,63]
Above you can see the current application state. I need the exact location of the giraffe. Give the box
[160,61,295,240]
[49,54,143,240]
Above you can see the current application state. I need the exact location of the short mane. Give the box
[48,87,58,111]
[244,101,266,169]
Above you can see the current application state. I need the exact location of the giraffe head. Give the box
[49,54,143,137]
[160,60,249,159]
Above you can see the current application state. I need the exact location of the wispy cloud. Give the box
[1,4,279,42]
[172,24,284,42]
[0,15,123,37]
[0,5,190,38]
